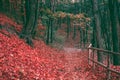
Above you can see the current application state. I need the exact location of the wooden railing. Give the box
[87,45,120,80]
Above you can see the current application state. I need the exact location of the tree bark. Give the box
[92,0,104,62]
[0,0,3,12]
[46,19,50,44]
[20,0,40,46]
[108,0,120,65]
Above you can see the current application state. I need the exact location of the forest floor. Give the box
[0,14,120,80]
[61,47,96,80]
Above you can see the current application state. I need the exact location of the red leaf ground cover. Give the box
[0,31,66,80]
[0,25,97,80]
[0,14,120,80]
[0,30,96,79]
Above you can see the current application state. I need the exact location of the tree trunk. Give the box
[73,25,76,40]
[108,0,120,65]
[79,27,83,48]
[21,0,26,25]
[50,18,53,43]
[92,0,104,62]
[0,0,3,12]
[5,0,10,12]
[67,16,71,38]
[31,0,40,38]
[20,0,40,46]
[116,0,120,53]
[46,19,50,44]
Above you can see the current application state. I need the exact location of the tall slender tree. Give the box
[92,0,104,62]
[108,0,120,65]
[20,0,40,46]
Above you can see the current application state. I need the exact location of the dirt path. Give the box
[61,47,96,80]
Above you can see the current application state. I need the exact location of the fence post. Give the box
[107,53,111,80]
[92,49,95,70]
[88,48,90,65]
[88,44,92,65]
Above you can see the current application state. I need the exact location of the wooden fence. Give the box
[87,45,120,80]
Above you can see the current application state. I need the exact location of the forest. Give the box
[0,0,120,80]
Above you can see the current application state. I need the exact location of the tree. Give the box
[0,0,3,12]
[108,0,120,65]
[20,0,40,46]
[92,0,104,62]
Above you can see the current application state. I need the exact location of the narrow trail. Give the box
[62,47,96,80]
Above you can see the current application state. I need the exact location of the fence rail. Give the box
[87,46,120,80]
